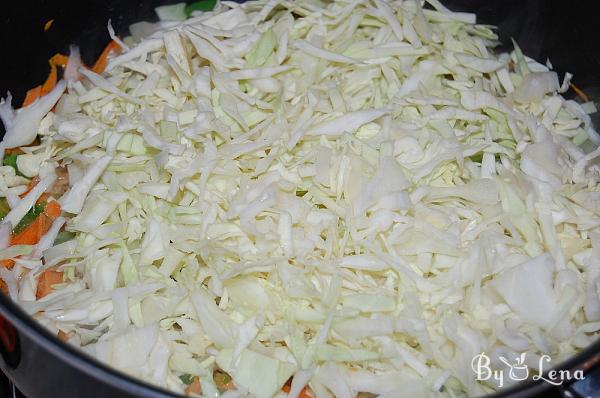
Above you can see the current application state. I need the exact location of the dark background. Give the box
[0,0,600,105]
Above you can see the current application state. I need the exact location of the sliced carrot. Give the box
[0,278,8,295]
[36,192,51,205]
[19,177,39,199]
[22,86,43,107]
[1,202,59,269]
[10,213,50,246]
[185,377,201,396]
[49,54,69,69]
[282,384,313,398]
[44,201,62,219]
[57,330,71,342]
[4,148,24,156]
[36,270,63,299]
[22,53,69,106]
[571,83,590,103]
[41,62,58,95]
[300,387,313,398]
[92,40,122,74]
[44,19,55,32]
[41,54,68,95]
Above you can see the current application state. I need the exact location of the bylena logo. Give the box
[471,352,585,388]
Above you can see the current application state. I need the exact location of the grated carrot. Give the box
[0,278,7,294]
[571,82,590,103]
[57,330,71,342]
[22,86,43,107]
[10,213,50,246]
[92,40,122,74]
[21,37,119,108]
[184,377,201,396]
[44,201,62,218]
[44,19,55,32]
[282,384,314,398]
[22,53,69,106]
[19,177,39,199]
[36,270,63,299]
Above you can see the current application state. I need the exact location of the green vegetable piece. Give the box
[470,152,484,163]
[13,203,45,234]
[156,3,188,21]
[0,198,10,221]
[185,0,217,16]
[3,154,24,177]
[179,374,194,385]
[54,231,76,245]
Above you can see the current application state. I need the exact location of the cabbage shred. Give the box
[1,0,600,397]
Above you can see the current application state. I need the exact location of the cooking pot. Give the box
[1,1,600,397]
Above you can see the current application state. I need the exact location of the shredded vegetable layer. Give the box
[1,0,600,397]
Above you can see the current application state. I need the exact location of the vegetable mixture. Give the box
[1,0,600,397]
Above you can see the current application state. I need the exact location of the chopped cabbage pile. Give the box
[1,0,600,397]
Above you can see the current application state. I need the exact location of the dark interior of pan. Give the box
[1,1,600,397]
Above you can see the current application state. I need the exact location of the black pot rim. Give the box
[2,290,600,398]
[0,292,180,398]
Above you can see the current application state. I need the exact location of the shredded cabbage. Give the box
[1,0,600,397]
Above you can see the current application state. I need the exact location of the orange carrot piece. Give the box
[10,213,50,246]
[41,54,68,95]
[282,385,313,398]
[49,54,69,68]
[4,148,24,156]
[22,53,69,106]
[19,177,39,199]
[571,83,590,103]
[36,193,51,205]
[41,62,58,95]
[57,330,71,342]
[0,278,8,294]
[36,270,63,299]
[3,203,59,269]
[92,40,122,74]
[44,201,62,219]
[44,19,55,32]
[185,377,201,396]
[22,86,43,107]
[301,388,314,398]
